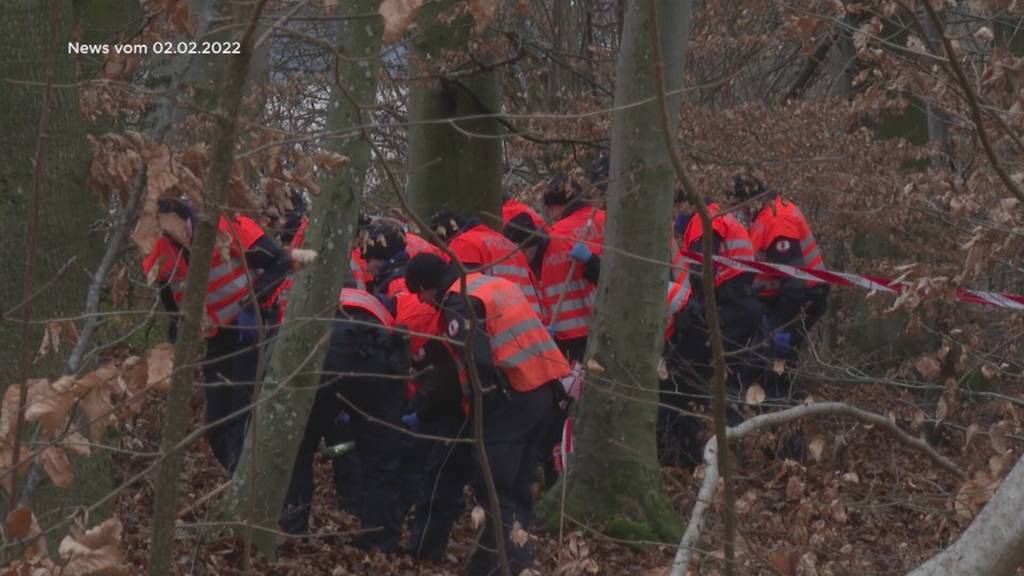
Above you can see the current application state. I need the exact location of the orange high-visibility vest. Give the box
[449,273,570,392]
[540,206,606,340]
[405,232,448,261]
[449,223,546,322]
[502,198,545,230]
[338,288,394,327]
[394,292,441,398]
[681,203,754,289]
[664,274,692,340]
[141,215,263,334]
[748,197,824,296]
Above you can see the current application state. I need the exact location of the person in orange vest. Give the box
[403,252,568,576]
[731,175,829,399]
[502,192,546,240]
[361,219,411,298]
[428,210,547,322]
[677,197,764,406]
[142,199,292,471]
[280,286,410,549]
[537,172,606,362]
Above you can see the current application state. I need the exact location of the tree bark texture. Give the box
[557,0,692,541]
[907,454,1024,576]
[0,1,103,386]
[217,0,383,558]
[407,0,503,227]
[146,2,268,574]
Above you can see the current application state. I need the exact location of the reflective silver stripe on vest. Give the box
[668,277,690,315]
[520,284,538,298]
[465,274,496,294]
[490,317,546,350]
[543,279,589,297]
[207,272,249,304]
[489,264,530,279]
[349,259,366,290]
[208,261,239,285]
[500,339,559,369]
[557,295,594,313]
[549,315,588,333]
[341,290,391,323]
[218,300,244,325]
[721,239,753,253]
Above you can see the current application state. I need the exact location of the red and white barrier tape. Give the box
[680,251,1024,311]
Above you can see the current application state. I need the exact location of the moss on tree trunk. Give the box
[541,0,693,543]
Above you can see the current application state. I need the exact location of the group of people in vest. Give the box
[140,169,826,575]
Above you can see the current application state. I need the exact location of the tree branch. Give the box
[919,0,1024,205]
[669,401,965,576]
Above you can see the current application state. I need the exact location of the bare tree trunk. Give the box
[146,2,269,574]
[407,0,503,226]
[552,0,693,541]
[217,0,384,558]
[907,454,1024,576]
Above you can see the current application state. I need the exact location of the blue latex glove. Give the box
[401,412,421,433]
[570,242,592,263]
[236,309,260,342]
[772,331,793,356]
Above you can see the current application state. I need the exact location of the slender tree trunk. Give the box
[407,0,503,227]
[146,2,269,574]
[919,8,953,170]
[217,0,384,558]
[906,454,1024,576]
[552,0,693,541]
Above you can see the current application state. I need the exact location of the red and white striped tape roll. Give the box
[679,251,1024,311]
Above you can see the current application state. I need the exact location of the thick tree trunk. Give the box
[0,1,103,386]
[553,0,692,541]
[146,2,268,574]
[407,0,503,227]
[906,454,1024,576]
[217,0,383,558]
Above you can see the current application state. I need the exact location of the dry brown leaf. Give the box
[807,436,826,463]
[63,432,92,458]
[656,356,668,380]
[35,321,79,363]
[323,0,339,16]
[6,506,33,540]
[470,505,486,529]
[785,476,804,500]
[510,521,529,547]
[915,355,941,380]
[745,383,766,405]
[58,517,128,576]
[79,387,113,443]
[42,446,74,488]
[311,150,348,173]
[585,357,605,375]
[380,0,423,44]
[964,423,980,452]
[1,385,23,438]
[147,343,175,392]
[772,358,786,375]
[469,0,500,34]
[768,549,797,576]
[4,506,49,561]
[25,377,75,439]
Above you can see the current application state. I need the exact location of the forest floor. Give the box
[112,377,1021,575]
